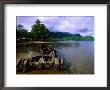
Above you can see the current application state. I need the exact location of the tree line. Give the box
[16,19,94,42]
[16,19,50,42]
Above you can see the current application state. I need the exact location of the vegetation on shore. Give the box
[49,32,94,41]
[16,19,94,74]
[16,19,94,43]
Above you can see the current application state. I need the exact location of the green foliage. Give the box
[16,20,50,42]
[49,32,94,41]
[16,24,29,42]
[31,19,50,41]
[16,25,24,38]
[16,20,94,43]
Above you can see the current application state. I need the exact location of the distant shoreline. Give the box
[16,40,94,44]
[27,41,53,43]
[16,41,53,44]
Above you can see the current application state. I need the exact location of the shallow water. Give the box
[16,41,94,74]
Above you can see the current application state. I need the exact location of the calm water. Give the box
[16,41,94,74]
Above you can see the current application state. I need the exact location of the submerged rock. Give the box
[16,45,64,73]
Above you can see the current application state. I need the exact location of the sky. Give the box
[16,16,94,36]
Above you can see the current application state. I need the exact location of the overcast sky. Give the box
[16,16,94,36]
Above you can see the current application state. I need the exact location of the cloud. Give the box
[16,16,94,36]
[55,20,75,32]
[78,28,88,33]
[37,16,57,22]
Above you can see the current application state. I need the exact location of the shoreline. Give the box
[17,41,53,44]
[17,40,94,44]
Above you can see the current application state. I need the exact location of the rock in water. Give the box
[16,45,64,73]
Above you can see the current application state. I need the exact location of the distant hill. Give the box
[49,32,73,38]
[49,32,94,41]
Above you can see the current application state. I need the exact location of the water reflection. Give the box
[52,41,80,49]
[16,41,94,74]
